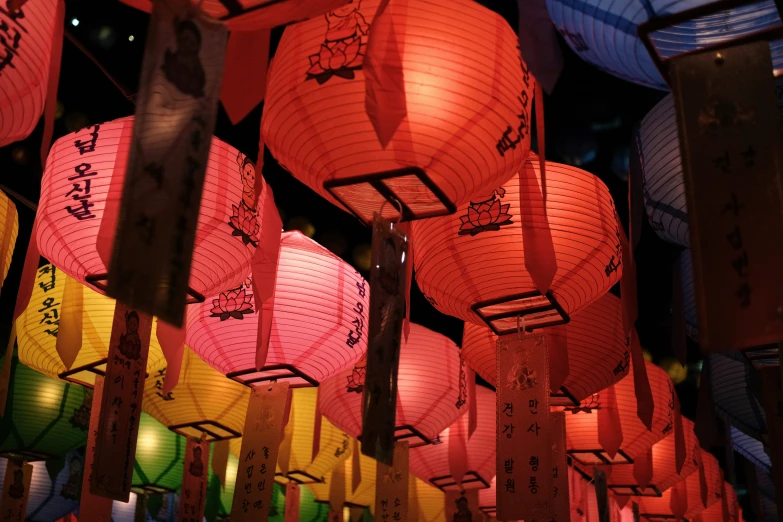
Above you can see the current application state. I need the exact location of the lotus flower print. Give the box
[306,2,369,84]
[346,364,366,393]
[229,203,260,247]
[508,364,537,391]
[458,187,512,236]
[210,287,254,321]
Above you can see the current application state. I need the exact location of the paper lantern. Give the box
[262,0,532,224]
[118,0,350,31]
[709,353,766,440]
[16,263,167,387]
[38,116,271,301]
[409,385,495,490]
[696,482,739,522]
[637,449,722,519]
[0,451,81,521]
[308,440,377,508]
[142,347,249,441]
[133,412,186,494]
[319,322,465,447]
[0,190,17,287]
[478,477,495,518]
[413,153,621,332]
[547,0,782,90]
[187,231,369,387]
[587,417,700,497]
[414,476,446,522]
[0,357,87,460]
[462,292,627,405]
[569,466,623,522]
[730,425,770,473]
[566,361,675,466]
[0,0,59,146]
[639,86,783,248]
[109,492,146,522]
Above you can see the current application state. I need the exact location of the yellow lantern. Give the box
[0,189,17,288]
[413,477,446,522]
[308,441,377,509]
[16,263,166,387]
[143,347,249,441]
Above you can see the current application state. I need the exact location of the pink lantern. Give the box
[478,478,496,518]
[187,231,369,386]
[0,0,58,147]
[319,322,465,447]
[409,385,495,490]
[38,116,272,300]
[462,292,627,405]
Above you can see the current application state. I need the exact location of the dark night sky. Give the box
[0,0,737,513]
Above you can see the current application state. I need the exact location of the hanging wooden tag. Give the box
[284,482,301,522]
[375,441,409,522]
[549,412,570,522]
[231,382,290,522]
[632,501,640,522]
[670,40,783,350]
[445,489,481,522]
[0,458,32,522]
[91,303,152,501]
[496,332,551,521]
[135,493,149,522]
[178,437,210,521]
[79,375,113,521]
[107,0,228,327]
[329,456,347,511]
[361,215,408,465]
[593,467,609,522]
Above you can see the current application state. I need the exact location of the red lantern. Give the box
[0,0,58,147]
[478,478,496,518]
[697,482,738,522]
[636,449,722,519]
[318,322,465,447]
[566,361,675,467]
[409,385,495,490]
[462,292,627,405]
[590,417,700,498]
[187,231,369,386]
[38,116,271,300]
[412,153,621,332]
[262,0,532,223]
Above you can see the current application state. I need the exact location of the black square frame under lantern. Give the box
[226,364,320,388]
[132,483,177,495]
[479,506,496,517]
[429,471,491,491]
[393,424,437,448]
[285,470,325,484]
[567,448,633,467]
[316,500,370,510]
[471,290,570,335]
[0,449,57,462]
[608,484,663,497]
[743,345,780,370]
[84,273,206,304]
[551,387,580,407]
[637,0,783,88]
[168,420,241,442]
[58,358,150,388]
[642,515,690,522]
[323,166,457,225]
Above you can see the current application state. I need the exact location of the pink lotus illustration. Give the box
[458,188,512,236]
[229,204,260,247]
[210,287,254,321]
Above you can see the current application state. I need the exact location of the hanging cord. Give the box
[64,30,136,104]
[379,197,404,225]
[516,315,526,336]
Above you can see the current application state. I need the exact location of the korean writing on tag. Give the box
[0,459,31,522]
[548,412,570,522]
[0,2,28,78]
[90,303,152,502]
[178,437,210,522]
[375,442,409,522]
[107,0,228,327]
[230,382,289,522]
[670,41,783,350]
[496,332,551,521]
[79,376,113,521]
[35,265,59,338]
[361,215,408,465]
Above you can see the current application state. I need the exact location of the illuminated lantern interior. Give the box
[132,412,186,495]
[307,441,377,509]
[0,190,18,288]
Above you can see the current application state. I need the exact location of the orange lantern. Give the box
[0,0,59,147]
[566,361,674,468]
[409,385,495,490]
[412,153,621,332]
[187,231,369,387]
[462,292,627,405]
[0,190,17,289]
[695,482,739,522]
[636,449,723,519]
[319,322,465,447]
[37,116,273,300]
[586,417,700,498]
[262,0,532,223]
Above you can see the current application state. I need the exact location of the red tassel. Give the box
[96,119,133,268]
[312,389,322,463]
[40,0,64,165]
[598,385,622,459]
[220,29,270,125]
[674,393,686,474]
[549,325,569,392]
[699,461,709,509]
[614,495,630,509]
[351,437,361,494]
[721,476,730,522]
[620,227,638,336]
[629,329,654,431]
[514,0,562,94]
[364,0,407,147]
[448,415,468,487]
[467,367,477,438]
[695,358,718,448]
[252,183,282,370]
[13,222,40,323]
[156,320,185,395]
[633,447,653,490]
[670,480,688,520]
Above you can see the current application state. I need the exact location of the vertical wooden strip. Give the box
[79,375,113,520]
[550,412,570,522]
[0,459,33,522]
[179,437,210,521]
[284,482,301,522]
[375,442,409,522]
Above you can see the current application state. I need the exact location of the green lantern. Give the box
[300,483,329,522]
[0,356,87,460]
[133,412,186,494]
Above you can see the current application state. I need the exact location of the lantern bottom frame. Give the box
[568,448,633,467]
[132,483,177,495]
[59,358,149,388]
[0,449,57,462]
[393,424,437,448]
[743,345,779,370]
[279,470,325,484]
[226,364,320,388]
[479,506,496,517]
[608,484,663,497]
[85,273,206,304]
[551,386,580,407]
[470,290,570,336]
[168,420,242,441]
[429,471,491,491]
[641,515,690,522]
[316,500,371,510]
[323,166,457,225]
